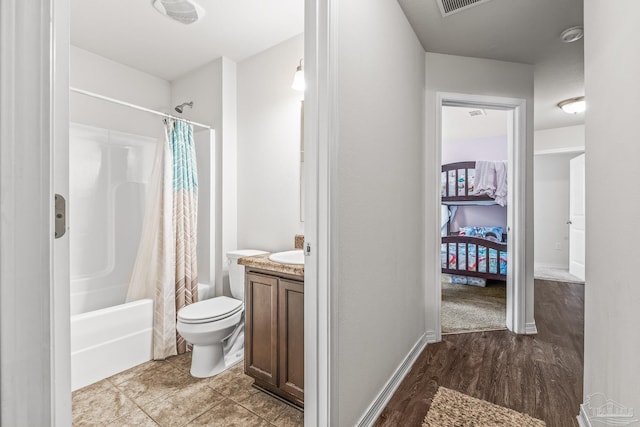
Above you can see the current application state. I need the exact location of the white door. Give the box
[569,154,586,280]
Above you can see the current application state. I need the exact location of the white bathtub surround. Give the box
[69,123,157,315]
[127,120,200,359]
[71,299,153,391]
[70,283,213,391]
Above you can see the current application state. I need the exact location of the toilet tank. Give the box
[227,249,268,300]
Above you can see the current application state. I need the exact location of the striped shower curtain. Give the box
[127,119,198,359]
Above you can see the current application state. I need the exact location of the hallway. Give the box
[375,280,584,427]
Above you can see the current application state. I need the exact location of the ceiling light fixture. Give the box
[560,26,584,43]
[152,0,205,25]
[291,59,305,91]
[558,96,586,114]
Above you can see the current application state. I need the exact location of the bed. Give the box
[441,161,508,282]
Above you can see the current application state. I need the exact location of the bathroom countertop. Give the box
[238,253,304,277]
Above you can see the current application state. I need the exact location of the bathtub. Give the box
[71,283,213,391]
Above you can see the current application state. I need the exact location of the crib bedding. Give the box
[442,167,476,198]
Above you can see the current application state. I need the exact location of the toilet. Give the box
[176,249,268,378]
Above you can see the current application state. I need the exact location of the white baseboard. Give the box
[525,322,538,335]
[356,334,428,427]
[577,404,592,427]
[534,262,570,271]
[425,330,438,343]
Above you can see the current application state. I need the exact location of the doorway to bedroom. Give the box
[433,91,531,339]
[440,105,509,334]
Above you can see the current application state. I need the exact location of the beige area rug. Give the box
[441,281,506,334]
[423,387,545,427]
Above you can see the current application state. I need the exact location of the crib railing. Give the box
[441,235,507,281]
[441,161,494,203]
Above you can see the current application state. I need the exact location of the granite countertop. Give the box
[238,253,304,277]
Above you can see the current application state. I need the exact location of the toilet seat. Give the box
[178,296,243,324]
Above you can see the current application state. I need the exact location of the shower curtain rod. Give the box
[69,87,213,130]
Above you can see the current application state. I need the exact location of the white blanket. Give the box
[494,161,508,206]
[473,160,507,206]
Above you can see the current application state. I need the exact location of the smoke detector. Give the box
[436,0,494,17]
[560,26,584,43]
[152,0,205,25]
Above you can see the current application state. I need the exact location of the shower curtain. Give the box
[127,119,198,359]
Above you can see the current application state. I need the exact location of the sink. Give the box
[269,250,304,265]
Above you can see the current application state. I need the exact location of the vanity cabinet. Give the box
[245,269,304,407]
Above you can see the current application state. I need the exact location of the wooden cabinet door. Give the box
[278,279,304,403]
[245,273,278,386]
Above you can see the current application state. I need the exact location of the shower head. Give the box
[175,101,193,114]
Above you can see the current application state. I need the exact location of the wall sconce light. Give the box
[557,96,586,114]
[291,59,305,91]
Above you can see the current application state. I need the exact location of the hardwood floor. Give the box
[374,280,584,427]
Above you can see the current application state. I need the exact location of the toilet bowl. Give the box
[176,249,267,378]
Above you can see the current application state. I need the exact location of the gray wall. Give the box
[534,152,580,269]
[334,0,426,424]
[583,0,640,422]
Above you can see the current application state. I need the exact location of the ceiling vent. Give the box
[436,0,493,17]
[468,109,487,117]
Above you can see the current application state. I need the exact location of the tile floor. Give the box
[72,353,303,426]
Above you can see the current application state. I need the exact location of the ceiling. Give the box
[443,107,507,141]
[72,0,583,131]
[71,0,304,81]
[398,0,584,131]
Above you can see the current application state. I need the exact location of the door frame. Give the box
[303,0,335,425]
[433,92,529,339]
[0,0,71,424]
[0,0,327,424]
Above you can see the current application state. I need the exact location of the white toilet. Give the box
[176,249,267,378]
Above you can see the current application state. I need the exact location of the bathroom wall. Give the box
[236,34,305,252]
[425,53,535,334]
[442,135,508,231]
[70,46,170,137]
[334,3,426,425]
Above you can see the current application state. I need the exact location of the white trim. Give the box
[525,322,538,335]
[577,404,593,427]
[433,92,529,336]
[425,330,439,344]
[0,0,61,424]
[356,335,428,427]
[535,262,570,271]
[304,0,336,425]
[535,146,585,156]
[52,0,73,424]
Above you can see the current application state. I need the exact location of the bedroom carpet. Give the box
[441,280,506,334]
[422,387,545,427]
